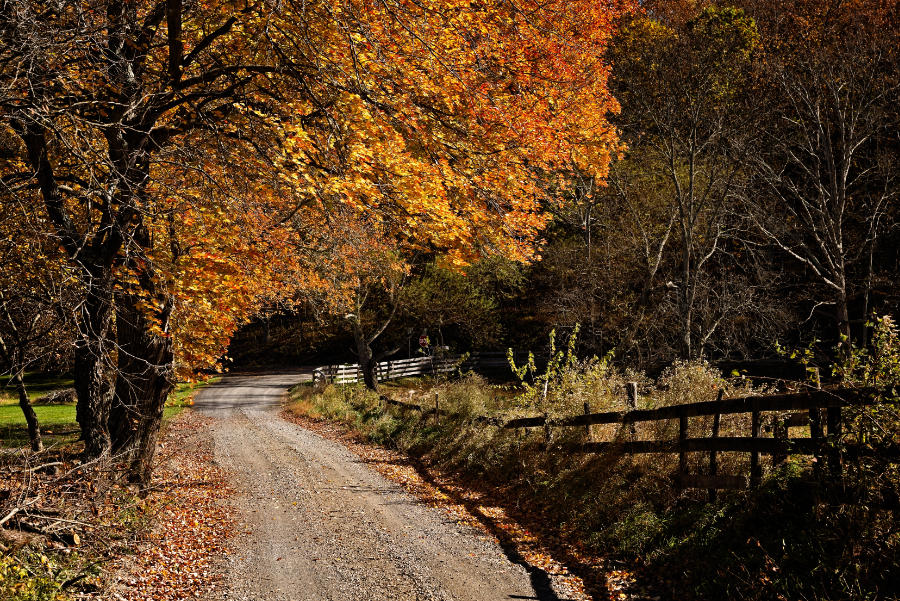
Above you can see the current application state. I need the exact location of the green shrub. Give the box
[0,554,68,601]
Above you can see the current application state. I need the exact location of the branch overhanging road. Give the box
[197,370,576,601]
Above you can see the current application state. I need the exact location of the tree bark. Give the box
[353,326,378,391]
[74,269,116,459]
[109,285,174,485]
[13,369,42,453]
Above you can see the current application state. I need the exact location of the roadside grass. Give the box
[286,366,900,601]
[163,378,220,420]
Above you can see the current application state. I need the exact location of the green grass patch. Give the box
[0,372,74,405]
[0,404,76,428]
[0,376,219,448]
[0,404,79,448]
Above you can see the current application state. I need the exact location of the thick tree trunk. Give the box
[109,290,174,485]
[13,369,42,452]
[74,271,115,459]
[361,358,378,390]
[358,342,378,391]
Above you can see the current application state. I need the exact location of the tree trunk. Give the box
[681,311,692,359]
[74,271,115,459]
[680,234,694,359]
[836,287,852,355]
[109,290,175,485]
[361,356,378,390]
[680,282,693,359]
[13,369,42,452]
[352,323,378,391]
[358,340,378,391]
[861,234,877,347]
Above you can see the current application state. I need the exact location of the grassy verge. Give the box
[0,373,74,405]
[286,369,899,601]
[0,378,218,448]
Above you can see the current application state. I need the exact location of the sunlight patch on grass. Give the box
[0,372,74,406]
[0,376,219,448]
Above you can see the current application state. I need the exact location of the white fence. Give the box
[312,352,509,385]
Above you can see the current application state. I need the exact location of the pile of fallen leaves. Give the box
[0,410,233,600]
[100,412,233,600]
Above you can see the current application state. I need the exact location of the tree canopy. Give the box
[0,0,632,478]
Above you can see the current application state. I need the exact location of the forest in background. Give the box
[233,0,900,376]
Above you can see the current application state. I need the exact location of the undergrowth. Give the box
[1,381,216,600]
[287,347,900,600]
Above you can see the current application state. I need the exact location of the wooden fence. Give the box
[381,384,898,494]
[312,352,509,385]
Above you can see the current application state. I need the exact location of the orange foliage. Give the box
[2,0,633,374]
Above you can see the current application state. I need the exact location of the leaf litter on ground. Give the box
[97,412,233,601]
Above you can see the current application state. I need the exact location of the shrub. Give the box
[288,338,900,601]
[0,554,67,601]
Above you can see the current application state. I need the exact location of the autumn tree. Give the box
[1,1,317,472]
[1,0,632,479]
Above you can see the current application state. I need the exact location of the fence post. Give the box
[827,406,843,478]
[626,382,638,435]
[808,367,824,477]
[708,389,723,502]
[772,415,788,467]
[583,401,592,441]
[750,409,761,487]
[809,405,824,475]
[678,413,688,488]
[543,413,551,450]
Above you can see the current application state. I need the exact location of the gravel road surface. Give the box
[197,371,574,601]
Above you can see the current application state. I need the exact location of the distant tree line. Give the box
[532,0,900,367]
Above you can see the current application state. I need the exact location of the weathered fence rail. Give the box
[312,352,509,385]
[380,384,897,493]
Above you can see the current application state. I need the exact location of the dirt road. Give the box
[197,371,575,601]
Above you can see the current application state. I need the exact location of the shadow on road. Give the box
[396,455,612,601]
